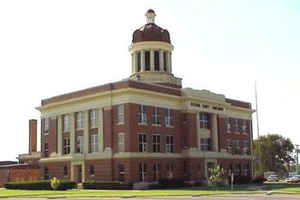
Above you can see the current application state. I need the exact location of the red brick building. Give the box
[37,9,254,184]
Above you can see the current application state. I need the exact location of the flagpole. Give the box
[255,80,262,174]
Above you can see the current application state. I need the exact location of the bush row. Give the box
[149,178,185,189]
[4,180,76,190]
[82,181,133,190]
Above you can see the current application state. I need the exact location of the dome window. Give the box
[154,51,160,71]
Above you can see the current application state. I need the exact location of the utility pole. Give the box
[255,81,262,174]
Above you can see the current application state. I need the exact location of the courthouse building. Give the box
[38,9,254,184]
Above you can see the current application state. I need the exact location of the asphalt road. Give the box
[3,194,300,200]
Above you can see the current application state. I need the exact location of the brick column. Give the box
[70,113,75,154]
[83,110,89,154]
[211,114,219,152]
[57,116,62,155]
[98,108,104,152]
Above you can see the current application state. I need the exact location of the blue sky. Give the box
[0,0,299,160]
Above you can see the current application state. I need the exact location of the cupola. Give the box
[129,9,182,88]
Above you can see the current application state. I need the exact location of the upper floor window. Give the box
[118,133,125,152]
[90,109,98,129]
[76,112,84,130]
[117,104,125,124]
[154,51,160,71]
[200,138,210,151]
[44,118,49,132]
[199,112,209,129]
[138,134,147,152]
[226,139,232,153]
[76,135,84,153]
[152,134,160,153]
[63,114,70,132]
[166,135,174,153]
[63,137,70,155]
[243,140,249,155]
[233,119,239,133]
[165,108,172,126]
[226,118,231,133]
[90,134,99,153]
[152,107,160,125]
[138,105,147,124]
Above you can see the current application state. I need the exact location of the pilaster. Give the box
[159,50,164,72]
[70,113,75,154]
[141,50,145,72]
[57,115,62,155]
[98,108,104,152]
[166,51,171,73]
[211,114,219,152]
[83,110,89,154]
[133,52,137,74]
[150,50,155,71]
[196,112,200,150]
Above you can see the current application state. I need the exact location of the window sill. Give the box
[138,122,148,126]
[152,124,161,127]
[166,125,174,128]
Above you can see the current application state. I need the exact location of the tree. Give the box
[208,165,225,186]
[253,134,294,176]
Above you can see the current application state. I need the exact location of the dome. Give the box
[132,9,171,44]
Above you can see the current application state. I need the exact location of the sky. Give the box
[0,0,299,161]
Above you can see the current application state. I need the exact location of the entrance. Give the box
[77,165,82,183]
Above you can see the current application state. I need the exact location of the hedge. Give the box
[83,181,133,190]
[149,178,185,189]
[4,180,76,190]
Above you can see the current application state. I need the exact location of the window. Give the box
[63,114,70,132]
[44,118,49,132]
[163,51,167,71]
[138,105,147,124]
[233,119,239,133]
[235,164,241,175]
[63,166,68,176]
[89,165,95,176]
[152,135,160,153]
[63,137,70,154]
[199,112,209,129]
[90,134,99,153]
[44,143,49,157]
[44,167,49,179]
[243,140,249,155]
[90,109,98,129]
[225,118,231,133]
[76,135,84,153]
[153,162,160,181]
[166,135,174,153]
[137,51,141,72]
[145,51,150,71]
[118,133,125,152]
[119,164,125,182]
[152,107,160,125]
[138,134,147,152]
[117,105,124,124]
[233,140,240,154]
[139,162,147,182]
[154,51,160,71]
[200,138,210,151]
[226,139,232,153]
[76,112,84,130]
[243,164,250,176]
[166,162,174,179]
[165,108,172,126]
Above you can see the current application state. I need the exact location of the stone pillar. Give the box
[196,112,200,150]
[131,53,134,74]
[57,115,62,155]
[83,110,89,154]
[133,52,137,74]
[70,113,75,154]
[82,163,86,182]
[150,50,155,71]
[159,50,164,72]
[211,114,219,152]
[169,52,172,74]
[166,51,171,73]
[141,50,145,72]
[98,108,104,152]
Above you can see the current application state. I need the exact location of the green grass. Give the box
[0,184,300,198]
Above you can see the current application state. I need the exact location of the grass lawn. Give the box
[0,184,300,198]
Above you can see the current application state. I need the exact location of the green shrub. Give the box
[50,177,61,190]
[4,180,76,190]
[83,181,133,190]
[149,178,185,189]
[208,165,225,186]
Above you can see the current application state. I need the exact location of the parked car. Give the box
[286,175,300,183]
[267,175,279,182]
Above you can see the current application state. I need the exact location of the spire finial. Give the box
[145,9,156,23]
